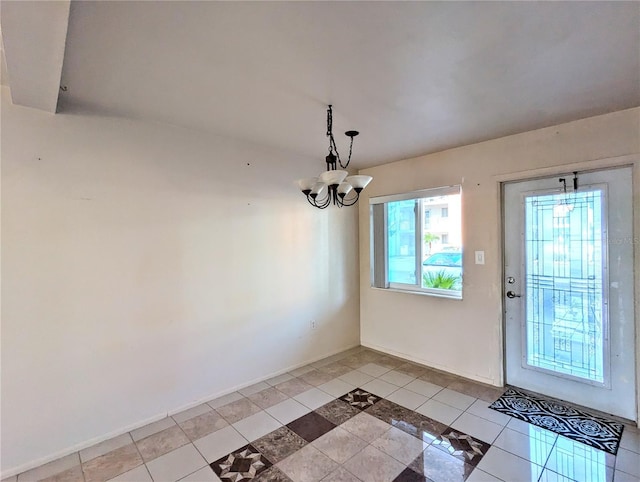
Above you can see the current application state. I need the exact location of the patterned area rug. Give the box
[489,387,624,455]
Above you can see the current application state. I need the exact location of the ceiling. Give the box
[5,1,640,169]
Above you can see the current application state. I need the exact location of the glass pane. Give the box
[524,190,605,383]
[421,193,462,292]
[387,199,417,284]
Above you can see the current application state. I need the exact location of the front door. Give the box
[503,166,636,420]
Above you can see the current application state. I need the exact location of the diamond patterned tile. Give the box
[17,348,630,482]
[431,427,491,467]
[210,444,271,481]
[339,388,382,410]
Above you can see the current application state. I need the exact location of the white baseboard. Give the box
[1,342,360,479]
[361,340,500,387]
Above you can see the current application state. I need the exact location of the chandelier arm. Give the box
[337,190,360,207]
[314,196,331,209]
[307,191,331,209]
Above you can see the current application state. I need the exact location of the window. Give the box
[370,186,462,298]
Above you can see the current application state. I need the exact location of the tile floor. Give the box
[5,347,640,482]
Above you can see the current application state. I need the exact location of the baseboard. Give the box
[1,342,361,479]
[168,342,361,417]
[0,411,167,479]
[361,340,500,387]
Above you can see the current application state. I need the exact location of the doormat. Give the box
[489,387,624,455]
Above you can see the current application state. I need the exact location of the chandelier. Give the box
[296,105,372,208]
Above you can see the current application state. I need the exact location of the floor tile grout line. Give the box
[18,348,621,482]
[539,430,561,477]
[177,441,211,482]
[128,437,148,482]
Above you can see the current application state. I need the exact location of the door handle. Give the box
[506,291,521,299]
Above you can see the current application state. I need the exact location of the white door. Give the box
[503,167,636,420]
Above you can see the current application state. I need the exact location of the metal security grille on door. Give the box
[524,187,608,385]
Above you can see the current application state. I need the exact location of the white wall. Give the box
[358,108,640,390]
[0,86,360,475]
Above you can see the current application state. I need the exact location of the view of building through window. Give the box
[385,190,462,295]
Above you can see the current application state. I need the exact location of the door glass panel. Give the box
[524,189,606,383]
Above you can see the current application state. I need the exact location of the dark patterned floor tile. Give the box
[211,444,272,481]
[393,467,434,482]
[409,446,474,482]
[286,411,336,442]
[253,466,293,481]
[366,399,447,444]
[339,388,382,410]
[252,427,307,464]
[315,399,362,425]
[431,427,490,467]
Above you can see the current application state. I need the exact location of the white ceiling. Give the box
[13,2,640,168]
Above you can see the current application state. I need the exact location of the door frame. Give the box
[495,154,640,425]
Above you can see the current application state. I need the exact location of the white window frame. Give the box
[370,185,463,299]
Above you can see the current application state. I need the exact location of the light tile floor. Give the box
[6,347,640,482]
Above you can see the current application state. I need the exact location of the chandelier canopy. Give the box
[297,105,372,209]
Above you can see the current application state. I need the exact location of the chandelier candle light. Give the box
[297,105,372,208]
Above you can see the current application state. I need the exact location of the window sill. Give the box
[370,286,463,300]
